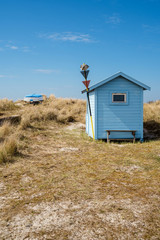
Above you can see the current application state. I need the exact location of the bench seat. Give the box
[106,130,136,143]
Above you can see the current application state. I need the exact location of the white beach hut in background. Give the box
[24,94,43,103]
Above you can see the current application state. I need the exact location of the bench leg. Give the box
[107,131,110,143]
[132,132,135,143]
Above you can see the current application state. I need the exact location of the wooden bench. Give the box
[106,130,136,143]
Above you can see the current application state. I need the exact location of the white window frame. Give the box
[112,93,126,103]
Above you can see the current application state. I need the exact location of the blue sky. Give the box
[0,0,160,102]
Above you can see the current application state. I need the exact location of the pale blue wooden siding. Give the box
[96,76,143,139]
[86,113,88,133]
[86,91,95,138]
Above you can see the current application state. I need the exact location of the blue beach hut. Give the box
[82,72,150,142]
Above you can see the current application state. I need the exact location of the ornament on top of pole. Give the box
[80,63,91,91]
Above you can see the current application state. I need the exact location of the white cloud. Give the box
[6,45,19,50]
[0,74,15,78]
[105,13,121,25]
[0,41,30,52]
[40,32,93,42]
[21,46,30,52]
[35,69,59,74]
[4,43,30,52]
[10,46,18,50]
[142,24,160,33]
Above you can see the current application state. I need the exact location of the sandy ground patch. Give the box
[113,165,143,174]
[0,182,6,191]
[59,147,79,152]
[0,198,151,240]
[0,191,22,209]
[66,122,86,131]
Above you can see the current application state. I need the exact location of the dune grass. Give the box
[18,96,160,138]
[0,119,159,239]
[0,98,17,112]
[0,135,19,164]
[0,121,19,164]
[144,100,160,137]
[0,96,86,163]
[144,100,160,123]
[0,97,159,165]
[0,121,12,139]
[19,96,86,129]
[0,97,159,239]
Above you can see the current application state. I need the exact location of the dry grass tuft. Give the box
[0,121,19,164]
[0,98,17,111]
[19,115,32,130]
[0,136,18,164]
[0,122,12,139]
[48,94,56,101]
[144,100,160,137]
[144,100,160,123]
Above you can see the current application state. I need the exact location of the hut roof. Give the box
[82,72,151,93]
[25,94,42,98]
